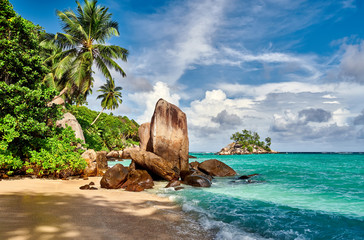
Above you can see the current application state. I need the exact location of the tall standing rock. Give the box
[138,122,150,151]
[147,99,189,176]
[56,112,85,143]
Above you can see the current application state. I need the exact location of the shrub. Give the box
[26,127,86,177]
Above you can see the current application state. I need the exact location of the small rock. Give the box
[165,179,181,188]
[174,187,184,191]
[89,187,98,190]
[238,174,259,180]
[89,182,95,185]
[79,184,90,190]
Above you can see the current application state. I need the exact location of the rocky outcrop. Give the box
[198,159,236,177]
[218,142,278,155]
[122,170,154,192]
[100,164,128,189]
[56,112,85,143]
[125,149,177,181]
[147,99,189,176]
[138,123,150,151]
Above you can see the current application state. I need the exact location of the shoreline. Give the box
[0,177,213,240]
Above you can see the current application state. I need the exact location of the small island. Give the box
[218,129,278,155]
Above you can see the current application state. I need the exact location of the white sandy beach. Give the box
[0,177,211,240]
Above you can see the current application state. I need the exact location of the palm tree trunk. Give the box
[90,107,105,126]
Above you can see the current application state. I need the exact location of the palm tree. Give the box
[44,0,128,103]
[90,78,122,126]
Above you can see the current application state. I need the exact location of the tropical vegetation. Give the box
[69,106,139,152]
[0,0,136,177]
[91,78,122,126]
[42,0,128,105]
[231,129,272,152]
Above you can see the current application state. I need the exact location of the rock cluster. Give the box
[127,98,189,181]
[218,142,278,155]
[81,99,238,191]
[81,149,108,177]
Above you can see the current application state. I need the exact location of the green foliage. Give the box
[230,129,272,151]
[90,78,123,126]
[68,105,139,151]
[26,127,86,177]
[0,0,48,87]
[0,1,87,177]
[0,82,61,158]
[42,0,128,103]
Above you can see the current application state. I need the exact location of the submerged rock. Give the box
[184,175,211,187]
[165,179,181,188]
[238,174,259,179]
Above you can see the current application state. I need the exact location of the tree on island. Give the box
[90,78,122,126]
[43,0,128,105]
[230,129,271,152]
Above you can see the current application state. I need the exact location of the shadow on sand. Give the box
[0,192,211,240]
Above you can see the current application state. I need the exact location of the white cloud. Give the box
[339,41,364,84]
[129,81,181,124]
[128,0,226,85]
[186,81,364,151]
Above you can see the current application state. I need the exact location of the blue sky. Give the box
[10,0,364,152]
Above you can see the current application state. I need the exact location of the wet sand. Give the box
[0,177,211,240]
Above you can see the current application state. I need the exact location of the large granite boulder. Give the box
[96,151,108,176]
[138,122,150,151]
[184,175,211,187]
[81,149,97,177]
[100,164,129,189]
[147,99,189,176]
[198,159,236,177]
[56,112,85,143]
[125,149,177,181]
[122,170,154,192]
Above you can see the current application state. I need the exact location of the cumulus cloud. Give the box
[129,81,180,123]
[353,109,364,125]
[185,81,364,151]
[270,110,352,141]
[338,41,364,84]
[298,108,332,123]
[211,110,242,128]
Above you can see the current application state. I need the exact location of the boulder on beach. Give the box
[122,170,154,192]
[100,164,129,189]
[198,159,236,177]
[56,112,85,144]
[125,149,177,181]
[147,99,189,177]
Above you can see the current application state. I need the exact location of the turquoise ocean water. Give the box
[110,153,364,239]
